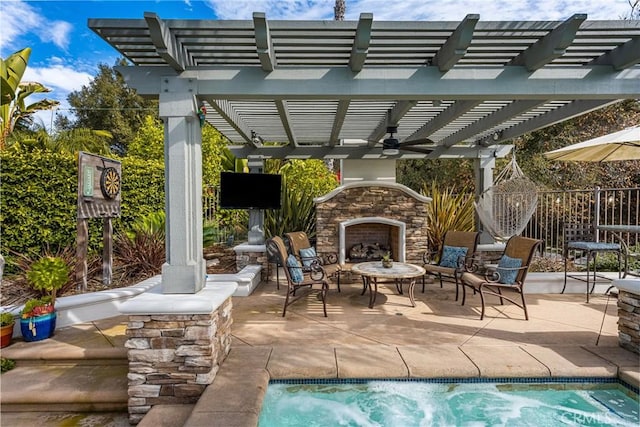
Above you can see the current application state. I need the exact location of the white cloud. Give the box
[24,64,93,93]
[41,21,73,51]
[203,0,632,20]
[0,0,72,53]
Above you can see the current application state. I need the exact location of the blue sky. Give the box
[0,0,635,129]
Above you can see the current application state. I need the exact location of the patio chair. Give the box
[460,235,542,320]
[284,231,341,292]
[266,236,329,317]
[423,231,480,301]
[562,223,623,302]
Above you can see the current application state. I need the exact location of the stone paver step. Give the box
[0,364,129,413]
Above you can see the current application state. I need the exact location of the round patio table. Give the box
[351,261,425,308]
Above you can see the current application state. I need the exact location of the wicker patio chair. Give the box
[266,236,329,317]
[423,231,480,300]
[284,231,341,292]
[460,235,542,320]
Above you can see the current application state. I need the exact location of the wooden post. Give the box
[103,217,113,286]
[76,218,88,292]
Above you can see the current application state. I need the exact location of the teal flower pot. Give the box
[20,312,57,342]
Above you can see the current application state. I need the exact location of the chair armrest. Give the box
[482,264,528,283]
[423,250,438,264]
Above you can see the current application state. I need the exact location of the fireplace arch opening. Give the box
[339,217,406,264]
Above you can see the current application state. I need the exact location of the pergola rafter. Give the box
[90,12,640,159]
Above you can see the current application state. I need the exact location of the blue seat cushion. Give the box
[299,247,317,267]
[286,254,304,283]
[497,255,522,285]
[568,241,621,251]
[439,245,468,268]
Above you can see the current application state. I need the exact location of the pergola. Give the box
[88,12,640,294]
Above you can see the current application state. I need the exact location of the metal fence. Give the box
[203,185,640,259]
[523,187,640,260]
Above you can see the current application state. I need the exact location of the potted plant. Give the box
[381,252,393,268]
[0,312,15,348]
[20,256,70,342]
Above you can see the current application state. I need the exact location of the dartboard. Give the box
[100,167,121,199]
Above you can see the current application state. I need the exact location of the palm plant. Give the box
[264,178,316,239]
[422,182,476,253]
[1,48,59,149]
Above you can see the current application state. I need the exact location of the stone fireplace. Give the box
[314,182,431,265]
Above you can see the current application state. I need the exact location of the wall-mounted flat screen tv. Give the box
[219,172,282,210]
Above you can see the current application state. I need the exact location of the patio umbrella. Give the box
[544,125,640,162]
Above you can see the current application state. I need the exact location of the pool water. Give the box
[258,380,639,426]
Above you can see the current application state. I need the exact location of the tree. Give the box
[66,59,156,153]
[0,48,59,149]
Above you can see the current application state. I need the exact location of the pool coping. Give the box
[178,343,639,427]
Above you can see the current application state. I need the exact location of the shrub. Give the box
[422,183,475,253]
[1,357,16,373]
[0,312,14,327]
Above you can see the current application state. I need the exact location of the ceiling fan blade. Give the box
[400,137,435,147]
[399,146,434,154]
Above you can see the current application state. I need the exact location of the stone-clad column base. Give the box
[618,289,640,355]
[124,297,233,424]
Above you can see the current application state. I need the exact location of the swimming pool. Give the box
[258,378,639,426]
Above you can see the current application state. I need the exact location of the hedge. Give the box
[0,150,164,268]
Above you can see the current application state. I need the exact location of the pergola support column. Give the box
[160,85,205,294]
[247,155,265,244]
[474,154,496,244]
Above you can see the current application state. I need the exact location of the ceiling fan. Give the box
[381,126,435,156]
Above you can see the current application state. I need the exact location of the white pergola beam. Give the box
[204,98,256,146]
[144,12,187,71]
[349,13,373,72]
[476,99,620,145]
[432,14,479,72]
[510,14,586,71]
[116,65,639,100]
[439,100,547,147]
[253,12,275,72]
[405,100,481,143]
[228,144,511,159]
[591,37,640,71]
[329,100,350,146]
[275,100,297,145]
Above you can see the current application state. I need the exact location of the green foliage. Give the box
[26,256,70,305]
[21,296,54,318]
[126,116,228,189]
[264,178,317,239]
[114,211,166,281]
[126,115,164,160]
[1,357,16,373]
[0,150,78,258]
[515,100,640,190]
[0,312,15,327]
[262,159,338,239]
[66,59,157,152]
[0,149,165,266]
[398,159,475,193]
[422,182,476,253]
[1,47,59,148]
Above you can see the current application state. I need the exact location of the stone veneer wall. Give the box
[235,248,269,281]
[618,290,640,354]
[315,184,429,264]
[125,298,233,424]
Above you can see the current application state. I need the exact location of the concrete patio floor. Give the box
[179,274,639,426]
[2,273,639,426]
